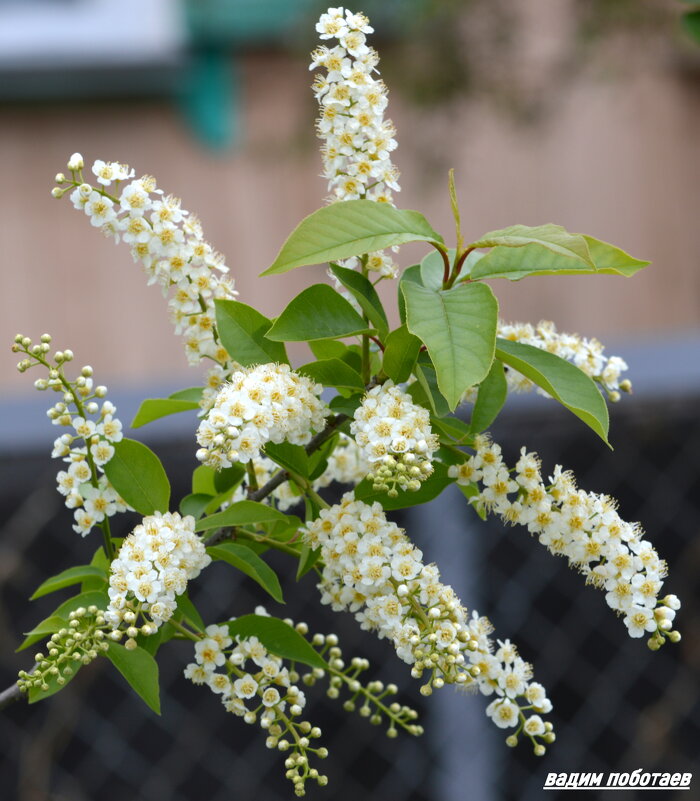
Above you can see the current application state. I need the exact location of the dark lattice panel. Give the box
[1,395,698,801]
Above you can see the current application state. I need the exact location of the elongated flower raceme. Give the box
[351,381,438,496]
[184,608,422,795]
[497,320,631,400]
[311,7,400,278]
[302,493,555,752]
[105,512,211,646]
[449,435,681,649]
[12,333,130,537]
[52,153,239,410]
[195,363,329,470]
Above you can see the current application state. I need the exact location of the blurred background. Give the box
[1,1,699,800]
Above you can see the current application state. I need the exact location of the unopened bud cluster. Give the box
[105,512,211,643]
[12,334,129,536]
[184,614,326,796]
[302,493,554,749]
[351,382,437,496]
[52,153,240,411]
[18,606,109,695]
[195,364,328,469]
[450,435,681,647]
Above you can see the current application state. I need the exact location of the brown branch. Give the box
[0,680,23,711]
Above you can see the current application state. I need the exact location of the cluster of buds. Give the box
[12,334,129,536]
[18,606,110,695]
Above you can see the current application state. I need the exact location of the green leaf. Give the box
[682,10,700,42]
[468,223,594,266]
[31,566,107,601]
[420,248,454,289]
[195,500,296,532]
[180,492,214,520]
[262,200,443,276]
[382,325,421,384]
[17,616,66,653]
[213,464,246,493]
[264,441,309,479]
[581,235,650,277]
[329,264,389,338]
[469,361,508,434]
[414,359,451,417]
[298,358,365,394]
[192,465,217,495]
[104,438,170,516]
[215,299,289,366]
[496,338,610,444]
[470,237,649,281]
[105,642,161,715]
[52,590,109,620]
[131,398,199,429]
[169,386,203,403]
[402,281,498,410]
[266,284,372,342]
[174,592,205,632]
[328,393,363,417]
[296,544,322,580]
[309,339,349,361]
[355,462,455,510]
[207,543,284,603]
[227,615,327,670]
[398,263,422,324]
[136,625,164,656]
[430,415,473,444]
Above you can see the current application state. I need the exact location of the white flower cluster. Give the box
[311,7,400,279]
[351,382,438,495]
[195,364,328,470]
[302,493,554,749]
[449,436,681,649]
[184,615,327,796]
[54,154,240,410]
[105,512,211,644]
[497,320,631,400]
[13,333,129,537]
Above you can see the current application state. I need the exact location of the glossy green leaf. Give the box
[106,642,161,715]
[264,441,309,478]
[174,592,205,632]
[104,438,170,515]
[402,281,498,410]
[17,616,66,653]
[298,358,365,393]
[215,299,289,366]
[354,462,454,510]
[398,263,422,324]
[262,200,443,276]
[296,544,322,580]
[469,360,508,433]
[266,284,371,342]
[51,590,109,620]
[382,325,421,384]
[468,223,594,266]
[83,545,111,591]
[169,386,203,403]
[192,465,217,495]
[329,264,389,338]
[309,339,349,361]
[420,248,454,289]
[207,543,284,603]
[431,415,473,444]
[496,338,610,444]
[414,360,451,417]
[180,492,214,520]
[328,393,363,417]
[470,237,649,281]
[195,500,296,532]
[30,566,107,600]
[227,615,327,670]
[131,398,199,429]
[213,464,246,494]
